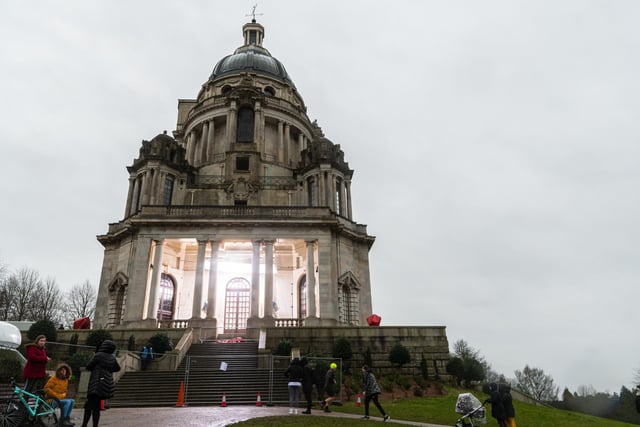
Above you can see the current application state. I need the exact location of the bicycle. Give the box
[0,378,62,427]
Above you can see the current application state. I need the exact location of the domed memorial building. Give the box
[94,17,448,371]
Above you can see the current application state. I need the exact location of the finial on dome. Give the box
[246,4,263,23]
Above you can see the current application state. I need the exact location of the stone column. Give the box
[125,176,135,217]
[149,169,159,205]
[250,240,261,318]
[254,101,263,153]
[206,240,219,319]
[199,122,208,165]
[191,239,207,319]
[140,170,151,206]
[187,132,196,165]
[277,121,284,162]
[228,101,237,148]
[146,239,164,320]
[297,133,304,166]
[123,236,153,323]
[264,240,274,319]
[346,180,353,220]
[284,123,290,165]
[207,119,215,162]
[305,240,317,319]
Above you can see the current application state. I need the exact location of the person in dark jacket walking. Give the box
[81,340,121,427]
[361,365,390,421]
[22,335,51,392]
[485,383,508,427]
[284,358,303,414]
[321,363,338,412]
[300,358,315,414]
[500,384,517,427]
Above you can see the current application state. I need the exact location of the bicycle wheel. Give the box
[0,400,25,427]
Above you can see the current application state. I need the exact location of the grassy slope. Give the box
[231,386,640,427]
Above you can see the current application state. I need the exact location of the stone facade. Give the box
[92,18,450,372]
[94,20,375,333]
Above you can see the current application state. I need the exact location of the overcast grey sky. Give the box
[1,1,639,395]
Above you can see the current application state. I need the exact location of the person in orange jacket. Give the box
[45,363,75,426]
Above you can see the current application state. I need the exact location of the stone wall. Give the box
[261,326,451,379]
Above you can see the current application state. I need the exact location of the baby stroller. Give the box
[454,392,486,426]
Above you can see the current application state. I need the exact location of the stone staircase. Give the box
[108,341,290,407]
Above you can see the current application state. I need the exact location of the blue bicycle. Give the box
[0,379,61,427]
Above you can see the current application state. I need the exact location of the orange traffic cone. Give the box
[256,392,262,406]
[356,394,362,407]
[221,392,227,407]
[176,381,185,407]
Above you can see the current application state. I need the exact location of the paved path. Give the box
[72,406,449,426]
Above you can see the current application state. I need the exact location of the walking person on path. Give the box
[361,365,390,421]
[500,383,517,427]
[81,340,121,427]
[485,382,508,427]
[300,357,315,414]
[22,335,51,393]
[321,363,338,412]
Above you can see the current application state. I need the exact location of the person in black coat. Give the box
[284,358,304,414]
[81,340,121,427]
[300,358,315,414]
[500,383,516,427]
[485,382,508,427]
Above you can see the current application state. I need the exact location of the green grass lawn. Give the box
[230,386,640,427]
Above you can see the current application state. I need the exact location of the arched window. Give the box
[298,274,307,319]
[107,272,128,327]
[340,285,353,324]
[338,272,360,325]
[157,274,175,321]
[224,278,251,333]
[162,175,174,206]
[236,107,254,143]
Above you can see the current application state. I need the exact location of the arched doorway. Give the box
[157,273,175,320]
[224,277,250,334]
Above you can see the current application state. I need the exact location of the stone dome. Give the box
[209,45,294,87]
[208,21,296,89]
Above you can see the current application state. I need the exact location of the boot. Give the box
[63,418,75,427]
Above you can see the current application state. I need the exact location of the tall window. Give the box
[107,274,127,327]
[335,178,342,215]
[157,274,175,320]
[162,175,174,206]
[224,278,251,333]
[298,275,308,319]
[338,283,359,325]
[236,107,254,143]
[133,175,143,212]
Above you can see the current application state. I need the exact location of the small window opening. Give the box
[236,156,250,171]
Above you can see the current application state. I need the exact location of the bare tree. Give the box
[0,266,14,321]
[7,267,42,321]
[515,365,559,401]
[31,277,64,324]
[65,280,97,325]
[576,384,597,397]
